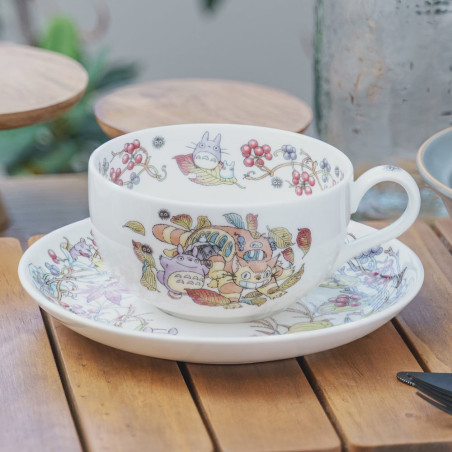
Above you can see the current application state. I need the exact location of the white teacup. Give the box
[88,124,420,323]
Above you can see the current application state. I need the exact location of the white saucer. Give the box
[18,218,424,364]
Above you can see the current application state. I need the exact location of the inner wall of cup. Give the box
[423,130,452,189]
[91,124,352,205]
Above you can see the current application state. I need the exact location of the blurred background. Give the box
[0,0,315,175]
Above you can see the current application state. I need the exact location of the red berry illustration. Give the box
[127,143,135,154]
[308,176,315,186]
[241,145,251,157]
[254,146,264,156]
[302,171,309,182]
[115,168,121,177]
[292,170,300,179]
[133,139,140,148]
[122,154,130,164]
[248,139,258,148]
[135,154,143,164]
[262,144,271,154]
[264,153,273,160]
[295,186,303,196]
[117,179,123,186]
[109,168,114,178]
[255,158,264,166]
[244,157,254,167]
[127,161,135,170]
[305,186,312,195]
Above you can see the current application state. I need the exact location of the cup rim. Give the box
[417,126,452,199]
[89,123,354,209]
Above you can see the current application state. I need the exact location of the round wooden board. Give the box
[0,43,88,129]
[94,79,312,138]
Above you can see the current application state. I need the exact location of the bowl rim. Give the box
[417,126,452,199]
[88,123,355,209]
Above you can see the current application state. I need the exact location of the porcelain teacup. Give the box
[417,126,452,216]
[88,124,420,323]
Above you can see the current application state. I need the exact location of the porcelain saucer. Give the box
[18,219,423,364]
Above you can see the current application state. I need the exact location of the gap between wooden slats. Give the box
[0,238,81,451]
[301,221,452,451]
[184,359,341,452]
[28,236,213,452]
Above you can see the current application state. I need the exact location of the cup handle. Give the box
[333,165,421,271]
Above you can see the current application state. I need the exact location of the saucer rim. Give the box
[18,218,424,348]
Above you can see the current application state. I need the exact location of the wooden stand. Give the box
[0,42,88,230]
[94,78,313,138]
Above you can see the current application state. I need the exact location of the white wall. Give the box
[1,0,316,132]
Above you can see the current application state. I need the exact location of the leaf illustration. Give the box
[267,227,293,249]
[282,247,294,265]
[288,320,332,334]
[246,213,261,238]
[189,165,238,186]
[171,214,193,229]
[174,154,239,186]
[174,154,196,175]
[195,216,211,230]
[163,248,178,258]
[223,213,245,229]
[140,265,158,291]
[123,221,145,236]
[250,296,267,306]
[241,290,262,299]
[185,288,231,306]
[277,263,305,292]
[296,228,312,257]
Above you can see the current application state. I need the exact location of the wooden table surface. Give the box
[94,78,313,138]
[1,174,451,451]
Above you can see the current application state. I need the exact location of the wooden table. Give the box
[94,78,313,138]
[0,42,88,230]
[1,174,451,451]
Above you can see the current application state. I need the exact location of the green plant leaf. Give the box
[38,16,82,61]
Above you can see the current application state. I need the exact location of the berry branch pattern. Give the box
[99,138,167,187]
[241,138,344,196]
[172,131,344,194]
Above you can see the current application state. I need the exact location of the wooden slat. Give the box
[45,319,213,452]
[304,323,452,451]
[0,239,81,451]
[186,359,341,452]
[433,217,452,253]
[28,235,213,451]
[394,222,452,373]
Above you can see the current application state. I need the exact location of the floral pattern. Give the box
[99,138,167,188]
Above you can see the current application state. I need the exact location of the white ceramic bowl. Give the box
[417,126,452,216]
[88,124,420,323]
